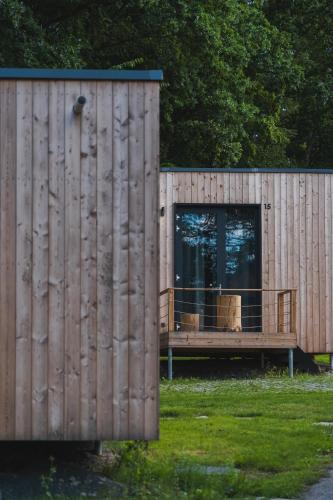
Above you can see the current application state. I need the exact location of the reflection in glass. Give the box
[174,205,261,332]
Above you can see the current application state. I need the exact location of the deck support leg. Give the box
[260,352,265,370]
[330,354,333,371]
[288,348,294,378]
[168,347,173,381]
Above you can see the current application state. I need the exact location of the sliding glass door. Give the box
[174,205,261,332]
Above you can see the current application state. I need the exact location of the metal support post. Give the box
[288,348,294,378]
[168,347,173,381]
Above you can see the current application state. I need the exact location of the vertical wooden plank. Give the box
[16,81,33,439]
[242,173,249,204]
[312,175,320,352]
[262,174,279,332]
[184,172,192,203]
[277,293,285,333]
[178,172,186,203]
[168,288,175,332]
[204,171,211,202]
[235,173,242,202]
[248,173,256,204]
[291,290,297,335]
[64,81,81,439]
[0,81,16,439]
[299,174,307,350]
[166,173,173,287]
[261,173,269,332]
[112,82,129,439]
[128,82,145,439]
[197,173,205,204]
[210,172,217,203]
[144,82,159,440]
[216,173,224,203]
[326,175,333,353]
[223,172,230,204]
[293,174,301,341]
[280,173,288,289]
[96,81,113,438]
[274,173,281,289]
[305,174,313,352]
[160,173,167,291]
[229,173,236,203]
[48,80,65,439]
[330,175,333,353]
[318,174,326,352]
[255,172,262,205]
[32,81,49,439]
[191,172,197,203]
[80,81,97,439]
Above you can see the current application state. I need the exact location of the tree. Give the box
[265,0,333,167]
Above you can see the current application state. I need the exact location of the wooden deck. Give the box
[160,331,297,351]
[160,287,298,352]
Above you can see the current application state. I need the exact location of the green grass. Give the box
[315,354,330,365]
[106,372,333,499]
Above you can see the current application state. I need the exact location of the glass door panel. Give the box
[174,205,261,332]
[174,208,218,330]
[222,207,261,331]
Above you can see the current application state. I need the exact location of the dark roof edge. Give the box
[0,68,163,81]
[160,167,333,174]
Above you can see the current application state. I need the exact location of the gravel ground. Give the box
[301,469,333,500]
[0,442,122,499]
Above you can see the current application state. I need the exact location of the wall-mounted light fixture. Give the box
[73,95,86,115]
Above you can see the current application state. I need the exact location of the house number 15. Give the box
[264,203,271,209]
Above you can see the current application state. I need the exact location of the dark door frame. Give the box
[173,203,262,289]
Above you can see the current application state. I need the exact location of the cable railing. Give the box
[160,288,297,336]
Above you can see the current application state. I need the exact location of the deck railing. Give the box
[160,288,297,336]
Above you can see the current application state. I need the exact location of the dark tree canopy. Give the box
[0,0,332,168]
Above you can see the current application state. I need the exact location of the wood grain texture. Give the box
[48,81,65,439]
[32,81,49,439]
[16,80,33,439]
[0,78,159,441]
[64,81,82,439]
[80,81,97,439]
[112,82,129,440]
[161,171,333,353]
[0,80,17,439]
[144,82,159,440]
[128,82,145,439]
[96,81,113,438]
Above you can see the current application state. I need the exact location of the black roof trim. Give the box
[0,68,163,81]
[160,167,333,174]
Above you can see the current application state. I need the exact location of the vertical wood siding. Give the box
[0,79,159,440]
[160,171,333,354]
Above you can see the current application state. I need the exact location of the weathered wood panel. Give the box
[96,82,113,438]
[160,171,333,354]
[16,80,33,439]
[0,77,160,441]
[48,80,65,439]
[64,81,82,440]
[144,82,159,440]
[0,81,16,439]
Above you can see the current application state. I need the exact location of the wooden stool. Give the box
[180,313,200,331]
[216,295,242,332]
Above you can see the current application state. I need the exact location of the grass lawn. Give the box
[315,354,330,365]
[106,372,333,499]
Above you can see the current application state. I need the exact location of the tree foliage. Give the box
[0,0,332,167]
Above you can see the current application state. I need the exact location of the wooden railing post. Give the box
[168,288,174,333]
[290,290,297,335]
[277,292,285,334]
